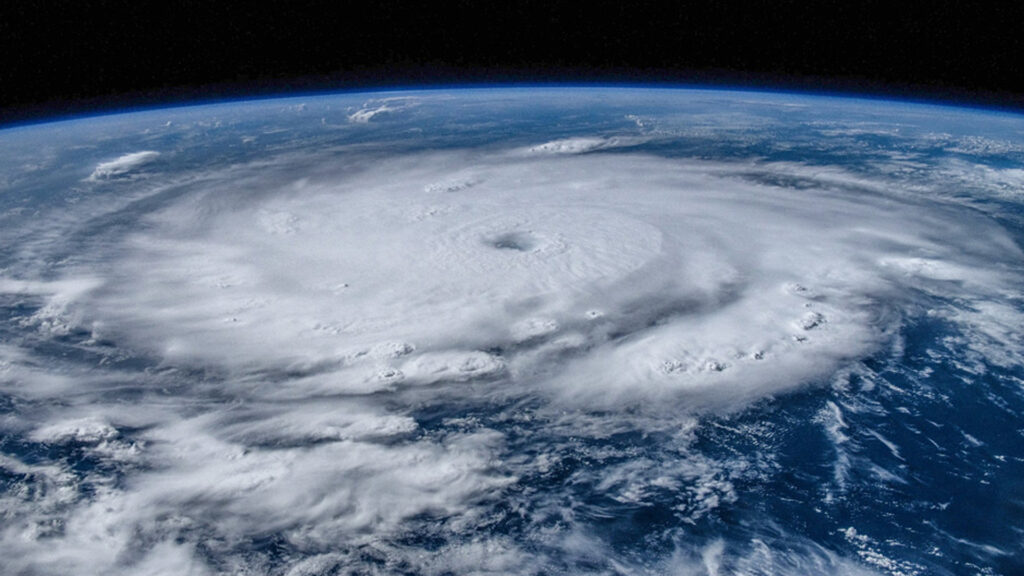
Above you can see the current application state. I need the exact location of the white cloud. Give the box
[525,135,646,154]
[346,98,416,123]
[87,151,160,180]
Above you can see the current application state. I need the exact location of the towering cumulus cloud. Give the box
[1,90,1022,575]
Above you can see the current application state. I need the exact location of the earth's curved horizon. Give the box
[8,82,1024,134]
[1,86,1022,575]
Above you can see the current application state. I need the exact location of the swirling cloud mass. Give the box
[1,89,1022,575]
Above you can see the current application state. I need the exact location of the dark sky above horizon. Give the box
[3,2,1024,122]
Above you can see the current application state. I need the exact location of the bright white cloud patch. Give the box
[346,97,416,123]
[525,136,646,154]
[87,150,160,180]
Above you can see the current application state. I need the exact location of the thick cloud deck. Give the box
[62,152,1019,409]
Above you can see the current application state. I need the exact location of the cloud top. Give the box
[346,98,416,123]
[87,151,160,180]
[21,148,1018,423]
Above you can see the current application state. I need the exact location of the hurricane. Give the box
[1,87,1022,575]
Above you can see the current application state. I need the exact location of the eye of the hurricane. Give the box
[487,231,537,252]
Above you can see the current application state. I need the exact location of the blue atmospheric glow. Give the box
[5,81,1024,132]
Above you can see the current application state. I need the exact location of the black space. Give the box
[3,2,1024,123]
